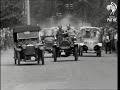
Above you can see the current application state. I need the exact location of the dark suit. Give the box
[56,29,64,44]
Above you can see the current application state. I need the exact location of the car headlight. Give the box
[35,44,39,48]
[22,45,26,49]
[53,41,57,45]
[97,43,102,47]
[74,41,77,43]
[27,44,34,46]
[39,46,44,50]
[54,36,57,40]
[74,36,76,39]
[79,43,84,46]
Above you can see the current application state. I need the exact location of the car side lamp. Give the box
[39,45,44,50]
[97,43,102,47]
[79,43,84,46]
[22,44,27,49]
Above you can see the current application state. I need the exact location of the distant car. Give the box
[52,32,78,62]
[13,25,44,65]
[78,26,102,57]
[42,36,56,53]
[42,28,56,53]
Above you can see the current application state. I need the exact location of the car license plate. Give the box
[31,57,35,60]
[88,47,93,50]
[61,52,65,55]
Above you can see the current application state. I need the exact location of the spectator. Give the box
[104,33,111,54]
[114,31,118,54]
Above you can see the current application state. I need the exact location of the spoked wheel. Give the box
[17,52,21,66]
[74,46,78,61]
[53,47,57,62]
[41,50,44,65]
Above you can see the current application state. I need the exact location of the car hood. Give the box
[83,38,98,43]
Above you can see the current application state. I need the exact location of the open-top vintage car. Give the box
[13,25,44,65]
[78,26,102,57]
[52,31,78,62]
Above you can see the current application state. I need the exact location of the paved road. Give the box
[1,49,117,90]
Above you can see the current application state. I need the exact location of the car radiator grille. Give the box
[86,42,94,50]
[60,40,70,49]
[24,46,36,55]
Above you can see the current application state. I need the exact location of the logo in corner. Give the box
[106,2,117,15]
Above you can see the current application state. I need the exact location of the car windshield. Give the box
[81,28,100,39]
[45,37,54,41]
[43,28,54,36]
[17,31,38,39]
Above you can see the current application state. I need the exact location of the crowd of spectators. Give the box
[0,27,13,50]
[101,26,118,54]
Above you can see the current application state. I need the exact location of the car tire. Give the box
[96,48,101,57]
[99,52,101,57]
[53,47,57,62]
[99,49,101,57]
[37,60,40,64]
[41,50,44,65]
[17,52,21,66]
[14,58,17,65]
[74,46,78,61]
[80,47,83,56]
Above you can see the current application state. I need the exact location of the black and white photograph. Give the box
[1,0,118,90]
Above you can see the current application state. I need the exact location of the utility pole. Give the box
[25,0,30,25]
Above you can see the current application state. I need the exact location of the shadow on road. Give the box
[52,59,78,62]
[79,55,98,57]
[44,56,53,58]
[1,63,44,67]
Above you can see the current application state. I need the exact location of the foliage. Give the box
[0,0,24,28]
[30,0,117,27]
[0,0,117,28]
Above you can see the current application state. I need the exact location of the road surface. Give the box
[1,49,117,90]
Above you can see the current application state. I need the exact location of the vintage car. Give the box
[42,28,56,53]
[13,25,44,65]
[78,26,102,57]
[52,30,78,62]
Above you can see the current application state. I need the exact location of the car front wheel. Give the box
[40,50,44,65]
[53,47,57,62]
[96,48,101,57]
[74,46,78,61]
[17,52,21,66]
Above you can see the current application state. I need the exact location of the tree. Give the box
[0,0,24,28]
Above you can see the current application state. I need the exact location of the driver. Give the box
[56,25,64,44]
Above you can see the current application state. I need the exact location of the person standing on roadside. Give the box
[104,33,111,54]
[114,30,118,54]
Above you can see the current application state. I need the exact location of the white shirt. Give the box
[114,33,117,40]
[106,36,109,39]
